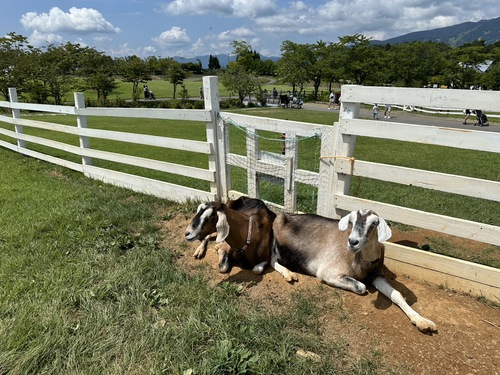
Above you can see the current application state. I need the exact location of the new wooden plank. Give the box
[83,165,215,202]
[9,102,76,115]
[79,148,215,182]
[335,159,500,202]
[2,115,213,154]
[339,119,500,153]
[79,128,213,154]
[341,85,500,113]
[78,107,212,122]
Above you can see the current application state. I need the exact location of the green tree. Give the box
[208,55,221,71]
[35,43,79,104]
[388,42,449,87]
[231,40,263,73]
[277,41,317,97]
[167,60,187,99]
[446,41,488,89]
[78,47,117,104]
[117,55,152,101]
[336,34,379,85]
[0,32,33,100]
[182,60,203,74]
[220,63,258,105]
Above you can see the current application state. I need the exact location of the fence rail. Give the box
[1,78,499,299]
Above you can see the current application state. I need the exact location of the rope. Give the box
[320,155,356,176]
[320,155,361,196]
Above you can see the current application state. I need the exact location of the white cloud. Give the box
[218,27,256,41]
[160,0,277,18]
[152,26,191,48]
[27,30,63,47]
[20,7,120,35]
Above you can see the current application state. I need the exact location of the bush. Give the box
[220,98,244,109]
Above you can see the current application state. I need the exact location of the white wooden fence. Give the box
[0,77,499,299]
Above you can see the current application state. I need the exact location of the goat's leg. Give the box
[270,256,298,282]
[193,234,211,259]
[323,275,367,295]
[215,243,231,273]
[372,276,437,333]
[252,261,268,275]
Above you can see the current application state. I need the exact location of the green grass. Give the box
[0,149,399,374]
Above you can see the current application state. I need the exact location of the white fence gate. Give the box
[0,77,499,299]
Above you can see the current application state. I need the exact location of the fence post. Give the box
[246,126,259,198]
[329,99,359,219]
[74,92,92,166]
[203,76,227,201]
[283,131,298,213]
[317,126,335,217]
[9,88,25,149]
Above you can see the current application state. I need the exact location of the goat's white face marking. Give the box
[339,209,392,252]
[185,205,214,242]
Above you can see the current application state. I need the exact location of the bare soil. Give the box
[161,213,500,375]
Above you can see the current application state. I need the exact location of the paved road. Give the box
[301,102,500,133]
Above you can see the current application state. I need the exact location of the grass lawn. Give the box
[0,148,396,374]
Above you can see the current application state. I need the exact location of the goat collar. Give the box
[362,257,381,266]
[238,214,254,253]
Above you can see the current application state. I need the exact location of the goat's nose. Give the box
[185,230,194,240]
[348,238,359,248]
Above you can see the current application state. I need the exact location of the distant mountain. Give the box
[172,54,280,69]
[174,17,500,67]
[372,16,500,46]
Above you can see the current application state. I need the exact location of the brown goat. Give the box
[185,197,276,274]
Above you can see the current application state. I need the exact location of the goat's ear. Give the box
[377,217,392,242]
[215,211,230,242]
[339,211,355,231]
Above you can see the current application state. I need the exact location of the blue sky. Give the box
[1,1,499,58]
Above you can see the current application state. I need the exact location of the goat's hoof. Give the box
[414,317,437,333]
[218,256,230,273]
[252,266,264,275]
[219,263,229,273]
[284,272,298,282]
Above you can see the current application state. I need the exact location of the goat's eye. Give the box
[371,220,379,227]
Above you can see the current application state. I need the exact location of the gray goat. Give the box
[271,209,437,333]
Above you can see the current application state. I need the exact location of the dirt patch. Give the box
[161,213,500,375]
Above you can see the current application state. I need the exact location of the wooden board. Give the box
[384,242,500,301]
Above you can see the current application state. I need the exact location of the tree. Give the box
[481,42,500,89]
[446,41,488,89]
[277,41,312,96]
[117,55,151,101]
[388,42,448,87]
[78,47,117,104]
[182,60,203,74]
[0,32,33,100]
[35,43,80,104]
[337,34,377,85]
[277,40,334,99]
[220,63,258,105]
[208,55,221,71]
[231,40,263,73]
[166,60,187,99]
